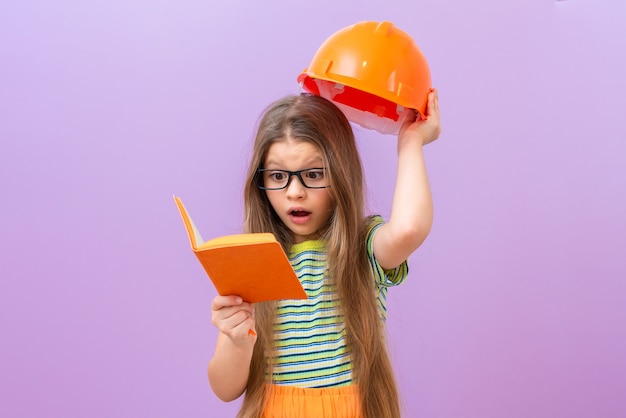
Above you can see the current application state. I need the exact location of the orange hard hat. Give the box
[298,21,431,134]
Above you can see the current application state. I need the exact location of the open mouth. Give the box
[289,209,312,225]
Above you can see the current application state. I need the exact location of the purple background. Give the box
[2,0,625,417]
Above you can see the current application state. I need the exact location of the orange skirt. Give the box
[261,384,362,418]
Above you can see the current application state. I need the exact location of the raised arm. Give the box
[373,89,442,269]
[207,295,256,401]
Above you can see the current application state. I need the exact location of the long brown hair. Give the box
[238,94,401,418]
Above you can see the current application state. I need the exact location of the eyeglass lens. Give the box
[259,168,327,190]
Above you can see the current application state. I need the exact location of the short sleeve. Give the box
[365,215,409,287]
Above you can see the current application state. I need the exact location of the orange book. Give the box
[173,196,308,303]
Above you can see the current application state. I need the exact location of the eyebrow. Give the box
[264,157,324,168]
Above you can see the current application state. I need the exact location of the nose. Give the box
[285,174,306,199]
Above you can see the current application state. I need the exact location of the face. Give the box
[263,137,333,244]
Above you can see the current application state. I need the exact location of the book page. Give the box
[188,214,205,248]
[198,233,276,250]
[174,196,205,249]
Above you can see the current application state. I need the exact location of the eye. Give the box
[304,169,325,181]
[268,171,287,181]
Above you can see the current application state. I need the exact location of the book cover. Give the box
[173,196,308,303]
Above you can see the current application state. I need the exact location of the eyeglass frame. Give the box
[256,167,331,190]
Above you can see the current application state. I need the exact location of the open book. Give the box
[173,196,307,303]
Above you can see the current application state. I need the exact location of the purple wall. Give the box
[2,0,625,417]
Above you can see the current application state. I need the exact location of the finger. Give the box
[424,90,439,127]
[216,309,254,332]
[211,295,243,311]
[213,306,254,325]
[426,90,436,117]
[235,317,257,339]
[419,92,433,120]
[212,303,255,325]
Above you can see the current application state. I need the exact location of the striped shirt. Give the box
[269,215,408,388]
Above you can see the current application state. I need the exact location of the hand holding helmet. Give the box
[399,88,442,147]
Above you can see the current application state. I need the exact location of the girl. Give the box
[208,90,441,418]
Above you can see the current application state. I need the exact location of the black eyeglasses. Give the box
[257,167,330,190]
